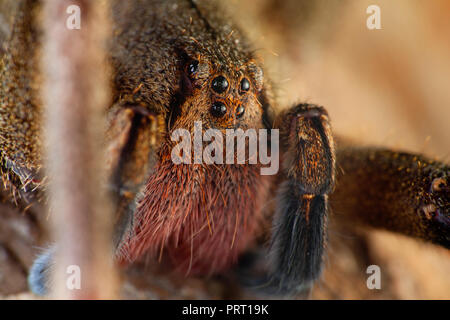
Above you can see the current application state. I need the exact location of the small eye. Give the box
[240,78,250,92]
[431,177,446,192]
[210,101,227,118]
[187,60,199,75]
[211,76,229,94]
[236,105,245,118]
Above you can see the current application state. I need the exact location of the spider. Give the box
[0,0,448,298]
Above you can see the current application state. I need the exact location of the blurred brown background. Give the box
[1,0,449,299]
[232,0,450,299]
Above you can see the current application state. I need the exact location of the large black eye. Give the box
[240,78,250,92]
[211,76,229,94]
[187,60,199,75]
[210,101,227,118]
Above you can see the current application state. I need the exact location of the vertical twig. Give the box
[42,0,117,299]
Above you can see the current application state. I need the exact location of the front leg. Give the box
[332,145,449,248]
[27,104,162,295]
[239,104,335,297]
[105,104,162,252]
[269,104,335,295]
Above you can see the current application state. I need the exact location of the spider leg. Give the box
[332,145,449,248]
[105,104,162,251]
[27,104,162,295]
[270,104,335,295]
[28,245,56,296]
[238,104,335,297]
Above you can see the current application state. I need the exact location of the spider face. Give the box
[177,56,265,132]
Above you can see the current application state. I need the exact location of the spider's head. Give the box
[172,54,265,133]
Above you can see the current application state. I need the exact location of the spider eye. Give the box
[431,177,446,192]
[240,78,250,92]
[187,60,199,76]
[236,105,245,118]
[210,101,227,118]
[211,76,229,94]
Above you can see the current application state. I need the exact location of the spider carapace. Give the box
[0,0,448,297]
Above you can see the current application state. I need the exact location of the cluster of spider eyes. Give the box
[188,60,249,119]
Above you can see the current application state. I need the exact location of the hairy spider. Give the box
[0,0,448,298]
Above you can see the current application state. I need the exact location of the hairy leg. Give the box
[27,105,162,295]
[331,145,449,248]
[105,105,162,251]
[239,104,335,297]
[28,245,55,296]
